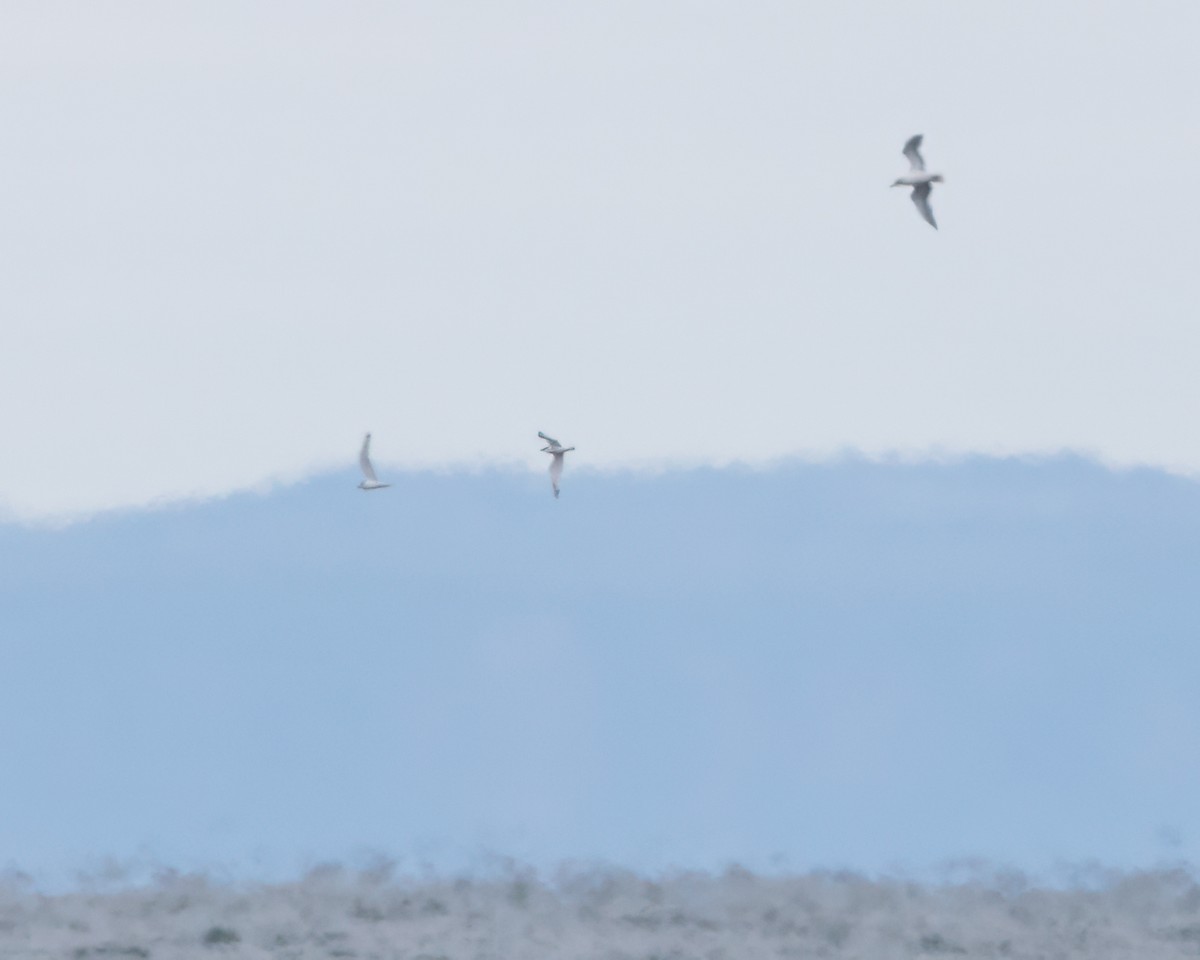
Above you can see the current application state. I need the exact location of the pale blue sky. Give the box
[1,1,1200,518]
[4,457,1199,884]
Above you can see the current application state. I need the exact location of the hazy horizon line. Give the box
[4,444,1197,530]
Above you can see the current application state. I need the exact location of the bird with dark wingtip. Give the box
[892,134,943,229]
[538,431,574,499]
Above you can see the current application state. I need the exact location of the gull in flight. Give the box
[538,431,575,499]
[357,433,391,490]
[892,134,943,229]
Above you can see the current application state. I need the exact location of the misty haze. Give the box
[5,2,1200,958]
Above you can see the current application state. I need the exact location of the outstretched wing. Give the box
[549,452,564,498]
[902,134,926,172]
[538,431,561,448]
[911,182,937,229]
[359,433,379,482]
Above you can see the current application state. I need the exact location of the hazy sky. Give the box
[0,1,1199,519]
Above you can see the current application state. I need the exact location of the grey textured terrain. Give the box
[3,865,1200,959]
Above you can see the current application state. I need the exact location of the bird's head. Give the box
[930,174,945,183]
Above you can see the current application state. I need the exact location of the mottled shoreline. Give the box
[3,865,1200,959]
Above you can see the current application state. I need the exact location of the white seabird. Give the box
[892,134,943,229]
[357,433,391,490]
[538,431,575,499]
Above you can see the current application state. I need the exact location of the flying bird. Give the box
[892,134,943,229]
[538,431,575,499]
[357,433,391,490]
